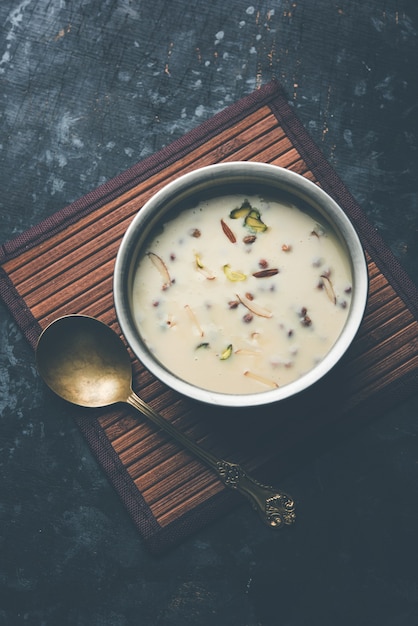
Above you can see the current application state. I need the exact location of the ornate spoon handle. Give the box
[127,391,296,528]
[216,460,295,527]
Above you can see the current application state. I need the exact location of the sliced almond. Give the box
[194,253,204,269]
[220,219,237,243]
[252,268,279,278]
[147,252,172,289]
[244,370,279,388]
[195,253,216,279]
[198,267,216,280]
[184,304,204,337]
[234,348,262,356]
[320,274,337,304]
[236,293,272,318]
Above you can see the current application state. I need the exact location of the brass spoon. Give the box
[35,314,296,528]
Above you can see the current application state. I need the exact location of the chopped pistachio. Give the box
[230,207,250,219]
[229,199,267,233]
[244,211,267,233]
[229,199,254,219]
[220,344,233,360]
[223,264,247,282]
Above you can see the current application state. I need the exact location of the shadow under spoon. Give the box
[35,314,296,528]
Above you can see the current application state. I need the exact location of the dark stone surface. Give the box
[1,1,417,624]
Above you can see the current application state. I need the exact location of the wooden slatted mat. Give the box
[2,80,418,553]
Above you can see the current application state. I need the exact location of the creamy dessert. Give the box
[131,192,353,395]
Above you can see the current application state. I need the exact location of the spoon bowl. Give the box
[35,314,296,528]
[36,314,132,407]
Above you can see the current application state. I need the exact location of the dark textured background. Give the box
[1,1,418,624]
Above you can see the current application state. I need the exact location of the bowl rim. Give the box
[113,162,368,408]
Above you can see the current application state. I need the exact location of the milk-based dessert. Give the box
[131,192,353,395]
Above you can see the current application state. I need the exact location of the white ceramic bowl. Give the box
[113,162,368,407]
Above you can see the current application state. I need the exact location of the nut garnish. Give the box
[223,264,247,282]
[184,304,204,337]
[229,199,253,219]
[235,348,261,356]
[237,293,272,318]
[320,274,337,304]
[220,344,233,360]
[147,252,172,290]
[220,219,237,243]
[244,211,267,233]
[194,253,216,280]
[244,370,279,388]
[299,307,312,326]
[230,199,268,233]
[252,268,279,278]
